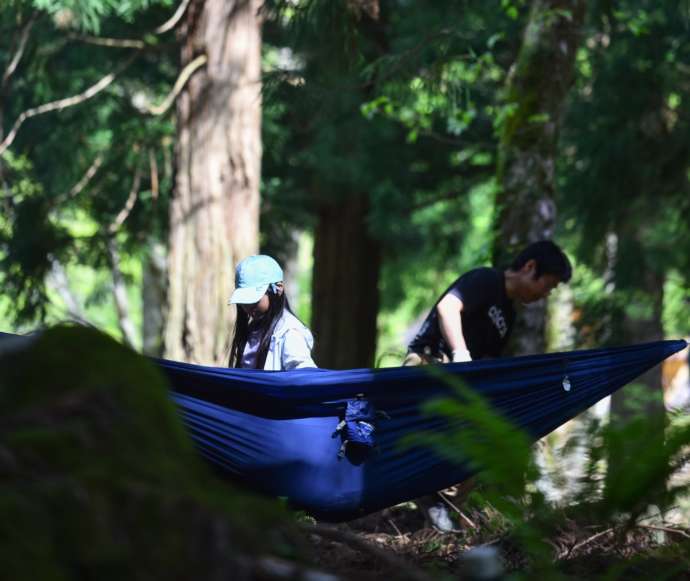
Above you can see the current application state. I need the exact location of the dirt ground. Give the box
[302,499,690,580]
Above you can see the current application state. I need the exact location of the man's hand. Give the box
[452,348,472,363]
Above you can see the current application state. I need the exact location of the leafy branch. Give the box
[1,11,38,91]
[0,0,199,155]
[0,52,139,155]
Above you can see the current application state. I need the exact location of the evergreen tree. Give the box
[263,0,525,367]
[164,0,263,364]
[0,0,181,345]
[559,0,690,398]
[492,0,586,355]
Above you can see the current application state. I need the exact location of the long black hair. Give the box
[229,289,298,369]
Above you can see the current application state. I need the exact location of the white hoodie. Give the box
[259,310,317,371]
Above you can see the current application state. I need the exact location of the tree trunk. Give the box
[142,241,167,357]
[280,229,305,316]
[311,195,381,369]
[610,269,666,424]
[107,238,138,349]
[165,0,262,364]
[492,0,586,355]
[606,269,666,500]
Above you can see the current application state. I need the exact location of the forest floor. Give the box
[301,495,690,580]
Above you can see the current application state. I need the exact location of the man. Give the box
[405,239,572,532]
[405,240,572,366]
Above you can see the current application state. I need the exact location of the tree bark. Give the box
[142,241,167,356]
[610,269,666,424]
[311,195,381,369]
[606,269,666,496]
[492,0,586,355]
[47,259,88,323]
[107,238,138,349]
[165,0,262,364]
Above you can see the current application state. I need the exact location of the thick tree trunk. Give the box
[165,0,262,364]
[311,195,381,369]
[492,0,586,355]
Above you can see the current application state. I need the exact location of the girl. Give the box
[228,254,316,370]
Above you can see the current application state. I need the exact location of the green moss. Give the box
[0,325,295,579]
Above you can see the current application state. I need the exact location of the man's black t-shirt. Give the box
[408,267,515,360]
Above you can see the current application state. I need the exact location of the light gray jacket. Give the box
[263,310,317,371]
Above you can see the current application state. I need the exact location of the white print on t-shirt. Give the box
[488,305,508,338]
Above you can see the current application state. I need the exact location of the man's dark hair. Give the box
[509,240,572,282]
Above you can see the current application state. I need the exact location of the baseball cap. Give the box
[228,255,284,305]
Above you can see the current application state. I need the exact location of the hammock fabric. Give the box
[163,340,687,522]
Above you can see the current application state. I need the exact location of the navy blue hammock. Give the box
[161,339,686,522]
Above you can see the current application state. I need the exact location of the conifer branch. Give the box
[68,0,193,48]
[154,0,193,34]
[106,159,144,348]
[107,238,138,348]
[0,50,205,155]
[142,54,208,116]
[148,149,159,201]
[67,155,104,199]
[67,35,146,49]
[0,1,205,152]
[108,160,142,234]
[47,258,88,323]
[1,12,38,90]
[0,54,138,156]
